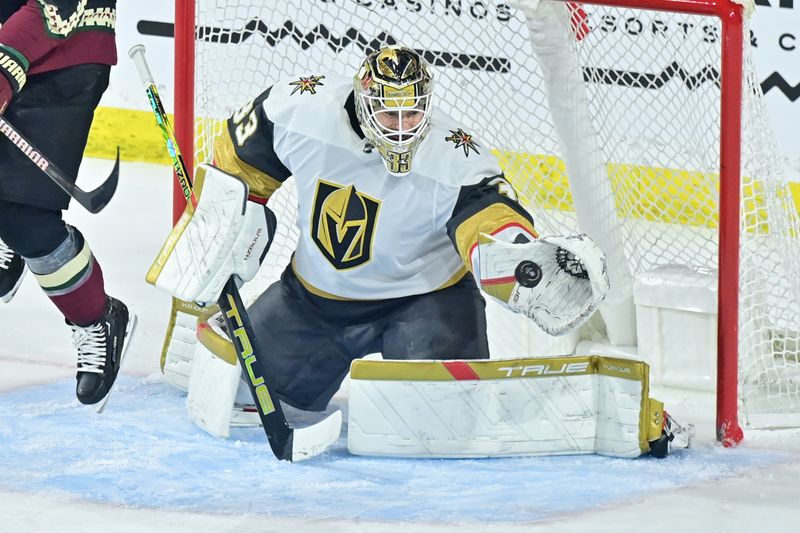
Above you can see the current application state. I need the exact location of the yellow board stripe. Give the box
[85,107,800,222]
[495,149,800,230]
[86,106,173,164]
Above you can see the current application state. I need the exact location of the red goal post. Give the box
[172,0,799,446]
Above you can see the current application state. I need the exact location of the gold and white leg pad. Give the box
[161,300,211,392]
[347,355,669,458]
[185,313,255,438]
[185,313,330,438]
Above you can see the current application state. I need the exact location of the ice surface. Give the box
[2,160,800,532]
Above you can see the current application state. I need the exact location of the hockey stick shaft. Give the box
[128,44,195,208]
[128,45,200,376]
[217,277,293,459]
[0,115,120,213]
[129,44,299,461]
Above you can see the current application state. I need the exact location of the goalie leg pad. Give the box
[161,300,217,392]
[347,355,675,459]
[185,313,243,438]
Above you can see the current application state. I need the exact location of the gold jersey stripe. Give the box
[291,259,468,301]
[452,203,537,268]
[291,259,351,300]
[213,125,282,201]
[433,265,468,291]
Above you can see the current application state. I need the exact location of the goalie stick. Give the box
[0,115,120,213]
[129,44,342,462]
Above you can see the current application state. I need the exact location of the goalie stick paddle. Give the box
[0,115,120,214]
[217,277,342,461]
[129,44,342,462]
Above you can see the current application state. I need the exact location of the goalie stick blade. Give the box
[290,410,343,462]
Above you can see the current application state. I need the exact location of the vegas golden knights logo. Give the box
[311,180,380,270]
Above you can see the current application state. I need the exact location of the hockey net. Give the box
[173,0,800,441]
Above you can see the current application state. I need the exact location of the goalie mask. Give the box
[354,46,433,176]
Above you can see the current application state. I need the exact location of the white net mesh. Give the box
[188,0,800,427]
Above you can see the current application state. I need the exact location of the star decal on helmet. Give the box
[445,128,480,157]
[289,75,326,95]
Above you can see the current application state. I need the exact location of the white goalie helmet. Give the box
[354,46,433,176]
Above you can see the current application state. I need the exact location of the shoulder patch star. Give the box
[445,128,480,157]
[289,75,326,95]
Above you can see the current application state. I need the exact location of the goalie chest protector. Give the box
[262,74,503,300]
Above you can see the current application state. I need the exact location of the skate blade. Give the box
[96,312,138,414]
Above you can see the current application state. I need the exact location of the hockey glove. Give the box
[146,164,276,305]
[0,45,27,114]
[478,233,609,335]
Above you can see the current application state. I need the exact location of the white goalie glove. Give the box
[477,233,609,335]
[146,164,276,305]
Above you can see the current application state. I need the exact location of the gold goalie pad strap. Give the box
[348,355,663,458]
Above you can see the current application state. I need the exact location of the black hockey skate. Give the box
[69,296,137,411]
[0,239,26,303]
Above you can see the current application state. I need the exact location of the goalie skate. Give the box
[648,411,695,459]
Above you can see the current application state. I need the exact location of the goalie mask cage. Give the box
[173,0,800,445]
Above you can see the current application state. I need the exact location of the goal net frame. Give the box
[171,0,777,446]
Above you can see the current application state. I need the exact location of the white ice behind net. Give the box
[191,1,800,427]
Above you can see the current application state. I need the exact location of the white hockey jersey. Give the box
[214,73,535,300]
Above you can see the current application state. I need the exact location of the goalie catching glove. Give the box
[476,232,609,335]
[146,164,276,305]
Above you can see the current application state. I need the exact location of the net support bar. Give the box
[174,0,196,223]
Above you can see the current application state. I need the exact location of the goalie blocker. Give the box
[146,164,276,306]
[187,315,692,458]
[145,163,274,394]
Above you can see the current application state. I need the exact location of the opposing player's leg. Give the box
[0,201,135,407]
[381,273,490,360]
